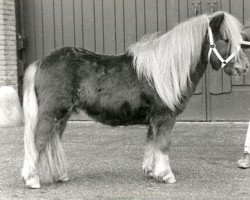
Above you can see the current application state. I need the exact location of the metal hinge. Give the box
[17,33,26,76]
[208,0,218,13]
[191,0,201,16]
[17,33,25,51]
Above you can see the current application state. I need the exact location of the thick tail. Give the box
[21,61,40,188]
[22,61,69,188]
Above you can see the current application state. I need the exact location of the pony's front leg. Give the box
[143,112,176,183]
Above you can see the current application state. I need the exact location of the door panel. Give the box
[211,86,250,121]
[209,0,250,121]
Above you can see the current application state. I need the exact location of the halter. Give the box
[207,24,241,69]
[241,40,250,46]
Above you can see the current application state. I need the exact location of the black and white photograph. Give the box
[0,0,250,199]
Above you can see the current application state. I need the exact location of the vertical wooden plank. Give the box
[62,0,74,46]
[210,69,223,94]
[53,0,63,48]
[145,0,157,34]
[166,0,179,30]
[115,0,124,54]
[243,0,250,85]
[74,0,83,47]
[222,73,231,93]
[124,0,136,50]
[103,0,116,54]
[179,0,188,22]
[23,0,36,64]
[136,0,145,41]
[42,0,55,56]
[220,0,232,93]
[157,0,167,33]
[34,0,44,59]
[230,0,243,22]
[220,0,230,12]
[94,0,104,53]
[231,0,244,85]
[82,0,95,51]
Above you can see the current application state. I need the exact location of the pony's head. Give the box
[129,11,249,111]
[208,12,249,76]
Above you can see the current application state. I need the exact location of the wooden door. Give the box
[18,0,249,121]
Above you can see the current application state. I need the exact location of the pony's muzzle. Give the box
[235,64,249,76]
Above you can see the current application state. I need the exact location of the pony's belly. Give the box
[89,114,147,126]
[80,102,149,126]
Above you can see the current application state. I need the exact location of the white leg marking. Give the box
[142,143,176,183]
[244,121,250,153]
[142,144,155,176]
[25,175,41,189]
[38,133,68,182]
[154,151,176,183]
[58,172,70,182]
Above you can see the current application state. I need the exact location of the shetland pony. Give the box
[21,11,249,188]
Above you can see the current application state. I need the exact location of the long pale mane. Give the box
[128,12,242,111]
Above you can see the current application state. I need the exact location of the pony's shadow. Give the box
[70,169,142,185]
[69,169,181,185]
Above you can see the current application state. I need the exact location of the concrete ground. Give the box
[0,122,250,200]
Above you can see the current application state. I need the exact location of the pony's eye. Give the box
[223,39,229,43]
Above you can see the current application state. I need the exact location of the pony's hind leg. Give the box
[143,112,176,183]
[35,109,70,184]
[53,111,71,182]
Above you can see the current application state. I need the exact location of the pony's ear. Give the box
[209,12,225,33]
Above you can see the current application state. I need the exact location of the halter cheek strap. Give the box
[207,25,240,69]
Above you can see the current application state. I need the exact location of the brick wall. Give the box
[0,0,17,90]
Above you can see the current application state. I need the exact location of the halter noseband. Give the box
[241,40,250,46]
[207,21,241,69]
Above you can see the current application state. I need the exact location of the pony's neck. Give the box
[176,36,209,114]
[189,35,210,92]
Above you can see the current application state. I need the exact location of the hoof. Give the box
[161,172,176,184]
[58,176,70,182]
[154,170,176,184]
[57,173,70,182]
[143,168,176,184]
[25,175,41,189]
[144,170,154,178]
[143,166,153,177]
[237,153,250,169]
